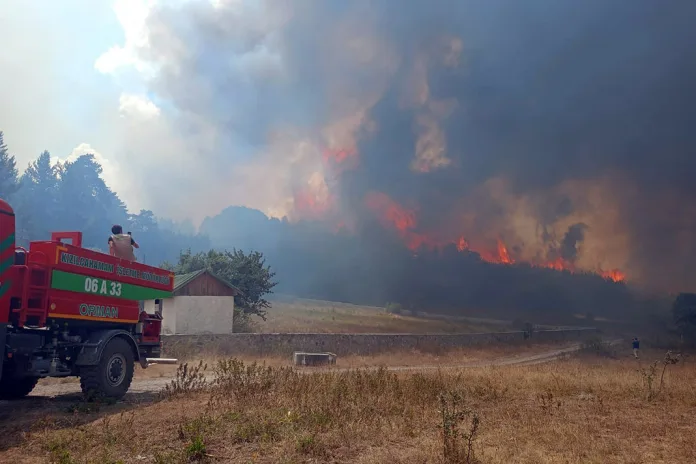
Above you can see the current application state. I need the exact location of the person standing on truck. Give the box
[632,337,640,358]
[108,224,139,261]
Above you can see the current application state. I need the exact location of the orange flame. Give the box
[452,236,625,281]
[322,147,359,174]
[601,269,626,283]
[497,239,513,264]
[294,190,332,218]
[323,148,356,164]
[363,192,626,282]
[365,192,416,232]
[456,236,469,252]
[539,257,575,272]
[364,192,446,251]
[465,238,514,265]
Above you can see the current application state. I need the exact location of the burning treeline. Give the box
[205,141,648,322]
[363,190,625,283]
[294,148,627,285]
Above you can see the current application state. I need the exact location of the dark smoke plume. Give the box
[139,0,696,292]
[560,223,588,263]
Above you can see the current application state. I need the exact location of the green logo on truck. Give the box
[51,270,172,300]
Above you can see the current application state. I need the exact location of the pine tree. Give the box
[23,151,59,194]
[0,131,20,199]
[57,154,128,247]
[18,150,61,241]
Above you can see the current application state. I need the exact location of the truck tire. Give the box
[0,375,39,400]
[79,337,135,401]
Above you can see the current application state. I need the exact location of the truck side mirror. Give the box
[14,250,26,265]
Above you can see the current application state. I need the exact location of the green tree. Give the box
[129,209,157,232]
[22,151,59,199]
[56,154,128,249]
[161,248,211,274]
[0,131,19,199]
[126,209,212,266]
[18,150,60,241]
[164,248,278,320]
[222,249,277,320]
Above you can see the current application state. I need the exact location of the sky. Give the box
[0,0,182,217]
[0,2,120,191]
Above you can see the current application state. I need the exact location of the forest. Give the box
[0,131,665,324]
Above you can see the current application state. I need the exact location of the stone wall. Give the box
[161,328,598,358]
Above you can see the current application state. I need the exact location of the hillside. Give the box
[257,296,516,333]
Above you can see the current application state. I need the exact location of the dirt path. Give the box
[22,340,620,400]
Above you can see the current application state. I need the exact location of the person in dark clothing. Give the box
[632,337,640,358]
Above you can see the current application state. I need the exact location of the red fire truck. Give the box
[0,198,175,400]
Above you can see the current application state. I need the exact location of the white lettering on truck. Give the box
[78,303,119,319]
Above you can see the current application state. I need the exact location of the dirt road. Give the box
[20,340,618,401]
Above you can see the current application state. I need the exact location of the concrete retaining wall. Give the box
[161,328,598,357]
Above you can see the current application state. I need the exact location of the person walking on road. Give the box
[632,337,640,358]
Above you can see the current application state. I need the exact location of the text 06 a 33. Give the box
[84,277,122,297]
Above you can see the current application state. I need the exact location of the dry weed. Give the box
[3,350,696,463]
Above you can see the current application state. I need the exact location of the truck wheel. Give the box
[80,337,135,401]
[0,375,39,400]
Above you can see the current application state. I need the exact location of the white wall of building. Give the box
[144,296,235,334]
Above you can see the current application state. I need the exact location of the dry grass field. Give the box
[2,345,694,464]
[257,297,510,334]
[34,341,580,388]
[135,340,580,378]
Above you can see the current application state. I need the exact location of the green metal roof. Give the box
[173,270,205,291]
[173,269,242,295]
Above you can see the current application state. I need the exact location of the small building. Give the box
[144,269,241,335]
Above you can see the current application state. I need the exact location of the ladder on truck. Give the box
[12,247,49,328]
[12,231,81,328]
